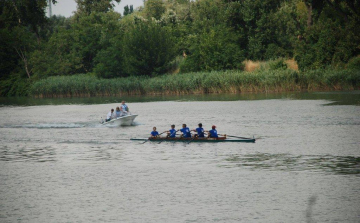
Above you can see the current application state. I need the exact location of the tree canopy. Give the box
[0,0,359,96]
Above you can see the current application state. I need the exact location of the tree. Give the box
[180,25,244,72]
[123,21,176,76]
[30,12,122,78]
[93,34,125,78]
[0,0,58,80]
[124,5,134,16]
[179,0,245,72]
[0,0,57,42]
[294,0,360,69]
[144,0,166,20]
[75,0,121,16]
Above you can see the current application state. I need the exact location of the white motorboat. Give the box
[101,114,138,126]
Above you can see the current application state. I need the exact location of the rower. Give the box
[207,125,218,138]
[179,124,191,138]
[167,124,177,138]
[192,123,205,138]
[150,127,159,138]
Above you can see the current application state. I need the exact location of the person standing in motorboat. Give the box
[120,101,129,116]
[115,107,121,118]
[106,108,115,122]
[179,124,191,138]
[192,123,205,138]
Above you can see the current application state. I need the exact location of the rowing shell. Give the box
[131,136,255,143]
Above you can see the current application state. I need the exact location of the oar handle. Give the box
[155,131,167,138]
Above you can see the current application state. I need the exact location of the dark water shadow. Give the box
[0,144,126,162]
[312,91,360,106]
[222,153,360,175]
[0,146,57,162]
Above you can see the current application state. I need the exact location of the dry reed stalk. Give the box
[244,60,261,72]
[286,59,299,70]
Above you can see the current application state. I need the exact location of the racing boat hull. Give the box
[131,136,255,143]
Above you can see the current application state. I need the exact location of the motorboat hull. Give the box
[102,114,138,126]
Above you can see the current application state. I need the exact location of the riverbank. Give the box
[30,69,360,98]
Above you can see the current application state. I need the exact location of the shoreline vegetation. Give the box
[31,65,360,98]
[2,1,360,97]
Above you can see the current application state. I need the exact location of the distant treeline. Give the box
[31,68,360,97]
[1,0,360,96]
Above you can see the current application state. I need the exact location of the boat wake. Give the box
[0,120,142,129]
[0,123,86,129]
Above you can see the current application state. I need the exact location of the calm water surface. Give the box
[0,91,359,222]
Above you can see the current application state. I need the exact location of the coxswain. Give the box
[208,125,218,138]
[179,124,191,138]
[192,123,205,138]
[167,124,177,138]
[150,127,159,138]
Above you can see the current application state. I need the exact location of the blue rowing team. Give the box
[150,123,223,139]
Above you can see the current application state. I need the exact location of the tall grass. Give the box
[31,75,146,97]
[30,69,360,97]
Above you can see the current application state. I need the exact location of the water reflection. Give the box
[0,146,57,162]
[223,153,360,175]
[0,90,359,106]
[0,145,124,162]
[306,195,317,223]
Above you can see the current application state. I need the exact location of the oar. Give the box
[158,130,180,144]
[226,134,254,140]
[187,136,196,144]
[141,138,150,144]
[141,131,166,144]
[188,130,211,144]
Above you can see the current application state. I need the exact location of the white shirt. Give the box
[107,111,114,119]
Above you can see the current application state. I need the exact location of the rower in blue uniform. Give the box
[150,127,159,138]
[167,124,177,138]
[208,125,218,138]
[192,123,205,138]
[179,124,191,138]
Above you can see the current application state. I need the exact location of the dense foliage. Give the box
[1,0,359,96]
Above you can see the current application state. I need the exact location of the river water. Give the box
[0,91,359,223]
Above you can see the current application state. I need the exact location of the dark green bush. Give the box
[346,56,360,70]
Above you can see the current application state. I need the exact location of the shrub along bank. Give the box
[30,69,360,98]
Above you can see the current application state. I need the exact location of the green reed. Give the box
[30,69,360,97]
